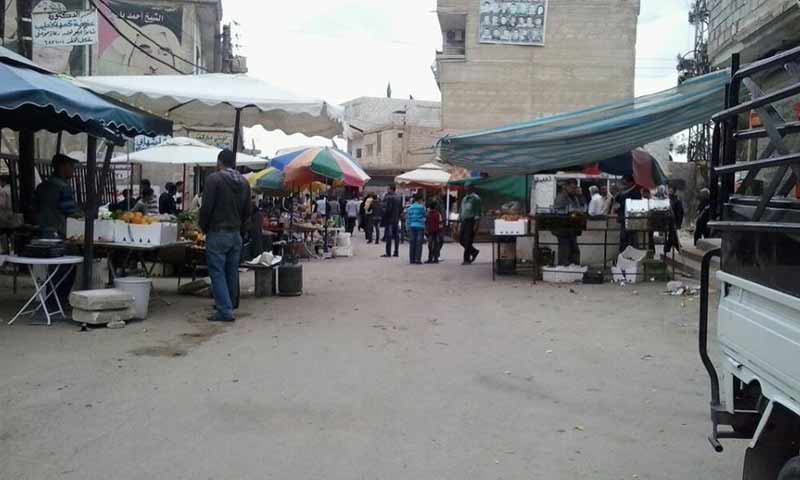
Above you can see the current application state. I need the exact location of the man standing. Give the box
[381,185,402,257]
[694,187,711,246]
[666,186,685,253]
[345,195,360,234]
[615,175,642,252]
[35,154,79,310]
[587,185,605,216]
[199,150,251,323]
[553,179,586,266]
[459,184,482,265]
[159,182,178,215]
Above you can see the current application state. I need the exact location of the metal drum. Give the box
[277,263,303,297]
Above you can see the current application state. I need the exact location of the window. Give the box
[365,144,374,157]
[356,148,362,159]
[397,132,404,139]
[377,133,382,154]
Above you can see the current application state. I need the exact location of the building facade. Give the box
[3,0,223,76]
[434,0,640,134]
[344,97,443,185]
[2,1,241,190]
[708,0,800,67]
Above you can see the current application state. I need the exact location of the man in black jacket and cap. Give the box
[381,185,402,257]
[200,150,251,322]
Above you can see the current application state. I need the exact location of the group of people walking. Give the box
[328,184,482,265]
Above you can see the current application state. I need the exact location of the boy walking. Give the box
[425,200,444,263]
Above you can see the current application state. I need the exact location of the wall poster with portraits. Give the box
[479,0,547,46]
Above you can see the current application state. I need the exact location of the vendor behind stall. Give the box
[34,154,79,309]
[553,179,586,266]
[615,175,643,252]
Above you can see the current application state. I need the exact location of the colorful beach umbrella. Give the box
[270,147,370,188]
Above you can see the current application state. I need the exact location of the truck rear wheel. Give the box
[778,457,800,480]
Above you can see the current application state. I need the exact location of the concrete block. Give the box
[72,307,136,325]
[69,289,134,311]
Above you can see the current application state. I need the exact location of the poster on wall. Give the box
[478,0,547,46]
[97,0,184,75]
[31,0,92,75]
[32,9,98,47]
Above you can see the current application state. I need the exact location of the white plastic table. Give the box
[3,255,83,326]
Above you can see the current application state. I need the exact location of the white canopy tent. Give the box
[395,163,452,188]
[75,73,344,156]
[110,137,266,167]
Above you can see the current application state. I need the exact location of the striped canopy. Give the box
[439,70,729,174]
[270,147,370,188]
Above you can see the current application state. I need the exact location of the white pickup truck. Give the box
[700,44,800,480]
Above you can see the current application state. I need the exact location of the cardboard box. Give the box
[93,219,116,242]
[66,218,84,240]
[494,219,528,236]
[542,265,587,283]
[114,222,177,246]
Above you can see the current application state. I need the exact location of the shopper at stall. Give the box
[553,179,586,266]
[345,195,360,234]
[315,195,327,216]
[406,194,426,264]
[616,175,643,252]
[381,185,402,258]
[159,182,178,215]
[34,154,79,309]
[363,194,376,243]
[587,185,605,216]
[426,199,444,264]
[174,181,185,212]
[328,196,342,225]
[132,188,156,215]
[459,184,482,265]
[200,149,252,323]
[371,194,384,245]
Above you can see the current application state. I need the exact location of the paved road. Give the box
[0,238,743,479]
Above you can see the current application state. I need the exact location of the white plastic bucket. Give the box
[114,277,152,319]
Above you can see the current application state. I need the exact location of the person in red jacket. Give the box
[425,199,444,264]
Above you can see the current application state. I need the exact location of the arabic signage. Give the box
[32,9,98,47]
[107,1,183,39]
[479,0,547,46]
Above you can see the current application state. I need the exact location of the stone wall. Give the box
[708,0,800,66]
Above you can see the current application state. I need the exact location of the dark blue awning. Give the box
[0,46,172,142]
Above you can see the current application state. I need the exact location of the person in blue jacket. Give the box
[406,193,427,264]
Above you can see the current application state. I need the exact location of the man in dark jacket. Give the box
[158,182,178,215]
[381,185,402,257]
[199,150,252,322]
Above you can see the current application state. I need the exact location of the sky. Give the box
[223,0,694,156]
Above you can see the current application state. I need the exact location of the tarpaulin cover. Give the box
[449,175,528,202]
[75,73,343,138]
[0,46,172,141]
[439,70,729,174]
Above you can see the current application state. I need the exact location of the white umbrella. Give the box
[75,73,343,154]
[395,163,452,188]
[110,137,267,167]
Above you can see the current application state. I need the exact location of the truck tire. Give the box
[778,457,800,480]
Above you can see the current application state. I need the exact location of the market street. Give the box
[0,238,741,480]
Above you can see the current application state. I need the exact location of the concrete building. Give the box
[708,0,800,67]
[344,97,443,185]
[434,0,640,134]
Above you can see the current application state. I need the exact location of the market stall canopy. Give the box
[438,70,729,174]
[74,73,343,138]
[109,137,266,167]
[0,46,172,142]
[270,146,370,188]
[395,163,451,188]
[449,175,528,202]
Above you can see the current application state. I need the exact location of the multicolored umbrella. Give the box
[270,147,370,188]
[247,167,328,195]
